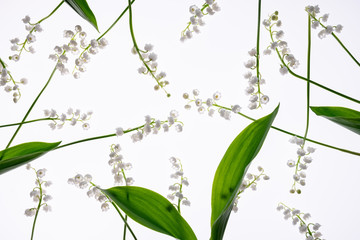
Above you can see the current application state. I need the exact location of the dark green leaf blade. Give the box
[311,106,360,135]
[0,141,61,175]
[103,186,197,240]
[210,105,279,240]
[65,0,99,31]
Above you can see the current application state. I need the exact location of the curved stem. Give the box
[30,182,42,240]
[0,118,54,129]
[269,28,360,104]
[213,104,360,156]
[0,58,6,68]
[97,0,135,41]
[286,65,360,104]
[127,0,170,97]
[37,1,64,25]
[0,66,57,160]
[55,124,145,150]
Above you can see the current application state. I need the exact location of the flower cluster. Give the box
[263,11,300,75]
[167,157,191,211]
[277,203,323,240]
[68,173,111,212]
[43,107,92,130]
[305,5,343,39]
[9,15,42,62]
[115,110,183,143]
[180,0,221,41]
[72,27,108,79]
[287,136,316,194]
[108,143,134,186]
[183,89,241,120]
[243,48,269,110]
[232,166,269,213]
[24,164,52,217]
[0,63,28,103]
[132,44,170,97]
[49,25,107,76]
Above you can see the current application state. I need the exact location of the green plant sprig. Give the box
[10,1,65,60]
[307,12,360,68]
[127,0,170,97]
[265,13,360,105]
[211,103,360,156]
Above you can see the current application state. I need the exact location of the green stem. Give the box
[111,202,137,240]
[30,181,42,240]
[0,58,6,68]
[213,103,360,156]
[97,0,135,41]
[37,1,64,25]
[0,66,57,160]
[295,14,312,180]
[269,28,360,104]
[255,0,262,97]
[123,215,128,240]
[55,124,145,150]
[309,14,360,68]
[330,32,360,67]
[127,0,170,97]
[0,118,54,129]
[286,64,360,104]
[303,14,311,142]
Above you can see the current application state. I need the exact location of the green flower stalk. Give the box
[232,166,269,213]
[68,174,137,240]
[127,0,170,97]
[24,165,53,240]
[183,89,360,156]
[9,1,65,62]
[277,203,324,240]
[264,11,360,105]
[167,157,191,214]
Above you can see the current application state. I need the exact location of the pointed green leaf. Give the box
[210,105,279,240]
[0,141,61,175]
[311,106,360,135]
[65,0,99,31]
[103,186,197,240]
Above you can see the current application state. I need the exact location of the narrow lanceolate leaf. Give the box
[103,186,197,240]
[311,106,360,135]
[0,141,61,175]
[65,0,99,31]
[210,105,279,240]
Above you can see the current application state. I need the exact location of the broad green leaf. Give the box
[103,186,197,240]
[210,105,279,240]
[0,141,61,175]
[311,106,360,135]
[65,0,99,31]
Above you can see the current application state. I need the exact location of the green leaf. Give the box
[65,0,99,31]
[311,106,360,135]
[103,186,197,240]
[210,105,279,240]
[0,141,61,175]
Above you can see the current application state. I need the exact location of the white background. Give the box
[0,0,359,239]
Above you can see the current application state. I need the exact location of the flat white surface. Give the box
[0,0,359,239]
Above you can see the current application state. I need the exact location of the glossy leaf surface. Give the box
[311,106,360,135]
[0,141,61,174]
[210,105,279,240]
[104,186,197,240]
[65,0,99,31]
